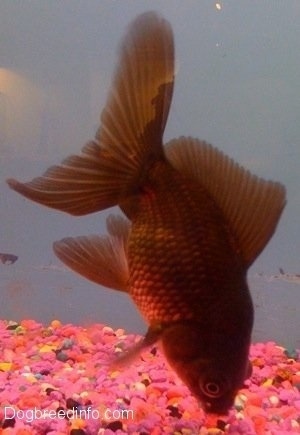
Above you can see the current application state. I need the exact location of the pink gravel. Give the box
[0,319,300,435]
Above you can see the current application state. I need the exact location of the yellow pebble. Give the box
[262,378,273,387]
[0,362,13,372]
[110,370,120,379]
[15,326,25,334]
[39,344,57,353]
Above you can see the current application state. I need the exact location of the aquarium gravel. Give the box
[0,319,300,434]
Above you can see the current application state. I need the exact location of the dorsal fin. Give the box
[165,137,286,267]
[53,215,130,291]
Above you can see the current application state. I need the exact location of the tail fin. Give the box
[7,12,174,215]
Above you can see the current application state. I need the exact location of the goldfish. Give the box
[7,11,286,414]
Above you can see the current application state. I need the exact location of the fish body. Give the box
[125,160,254,413]
[7,12,286,414]
[126,160,248,324]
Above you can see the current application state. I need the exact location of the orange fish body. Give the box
[7,12,286,414]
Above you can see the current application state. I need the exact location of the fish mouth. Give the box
[203,396,234,415]
[204,405,230,415]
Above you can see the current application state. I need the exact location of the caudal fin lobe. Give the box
[7,12,175,215]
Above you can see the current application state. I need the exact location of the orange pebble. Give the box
[247,392,263,407]
[147,382,166,393]
[166,386,184,399]
[102,334,117,344]
[67,350,89,362]
[76,331,92,346]
[70,418,87,429]
[16,430,32,435]
[252,357,265,367]
[205,413,224,428]
[146,385,164,396]
[0,429,13,435]
[61,326,76,337]
[167,396,181,406]
[275,367,293,381]
[292,373,300,385]
[18,395,41,409]
[281,380,293,389]
[50,319,62,329]
[279,404,299,418]
[245,404,266,418]
[207,429,223,435]
[15,336,26,347]
[20,319,39,329]
[150,427,162,435]
[253,414,267,435]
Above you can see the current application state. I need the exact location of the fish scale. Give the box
[126,160,245,325]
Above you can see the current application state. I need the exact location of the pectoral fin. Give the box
[53,215,130,292]
[112,324,163,367]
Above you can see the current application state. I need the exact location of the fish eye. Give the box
[199,376,229,398]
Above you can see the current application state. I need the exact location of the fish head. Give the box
[161,321,251,414]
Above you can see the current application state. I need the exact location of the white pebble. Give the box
[291,419,300,428]
[269,395,280,406]
[133,381,146,391]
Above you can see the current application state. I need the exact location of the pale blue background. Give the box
[1,1,299,347]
